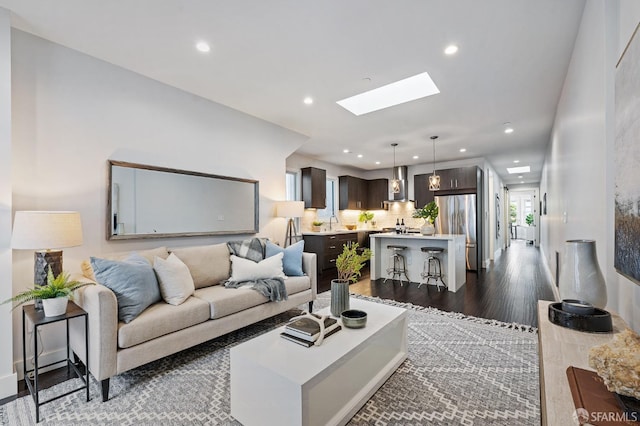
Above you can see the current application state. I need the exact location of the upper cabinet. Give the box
[301,167,326,209]
[338,176,389,210]
[414,166,481,207]
[366,179,389,210]
[339,176,366,210]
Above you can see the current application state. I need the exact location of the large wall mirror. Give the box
[108,160,259,240]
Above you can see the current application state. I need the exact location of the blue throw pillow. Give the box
[265,240,305,277]
[91,253,161,323]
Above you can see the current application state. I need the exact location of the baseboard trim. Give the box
[0,371,17,400]
[14,346,68,381]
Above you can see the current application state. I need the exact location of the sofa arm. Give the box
[302,252,317,299]
[69,277,118,381]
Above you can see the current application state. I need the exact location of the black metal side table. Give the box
[22,301,89,423]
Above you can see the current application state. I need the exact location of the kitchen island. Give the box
[370,233,466,292]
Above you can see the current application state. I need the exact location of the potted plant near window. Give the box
[331,243,371,316]
[311,220,323,232]
[413,201,439,235]
[2,267,93,317]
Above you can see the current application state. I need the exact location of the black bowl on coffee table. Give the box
[341,310,367,329]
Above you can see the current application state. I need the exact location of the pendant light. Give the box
[391,143,400,193]
[429,136,440,190]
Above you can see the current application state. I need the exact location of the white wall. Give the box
[0,7,16,400]
[540,0,640,330]
[10,30,308,380]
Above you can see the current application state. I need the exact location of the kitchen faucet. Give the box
[329,215,339,231]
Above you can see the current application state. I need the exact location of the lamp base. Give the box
[284,218,299,247]
[34,250,63,310]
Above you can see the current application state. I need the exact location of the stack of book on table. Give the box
[280,314,341,347]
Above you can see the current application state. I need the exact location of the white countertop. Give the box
[370,232,464,240]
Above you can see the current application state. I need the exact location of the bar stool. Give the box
[384,245,410,285]
[419,247,446,291]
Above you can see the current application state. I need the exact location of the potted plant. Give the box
[2,267,93,317]
[311,220,323,232]
[331,242,371,316]
[413,201,439,235]
[525,213,534,226]
[358,211,374,228]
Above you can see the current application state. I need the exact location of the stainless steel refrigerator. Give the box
[434,194,479,270]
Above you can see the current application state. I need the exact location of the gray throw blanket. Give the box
[224,238,288,302]
[224,277,288,302]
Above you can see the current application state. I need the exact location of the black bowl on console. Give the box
[548,302,612,333]
[561,299,596,315]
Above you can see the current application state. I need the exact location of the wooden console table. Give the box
[537,300,628,425]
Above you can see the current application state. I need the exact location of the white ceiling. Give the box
[0,0,586,185]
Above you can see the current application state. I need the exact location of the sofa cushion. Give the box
[153,253,195,305]
[117,296,210,348]
[265,240,305,276]
[81,246,170,281]
[229,253,285,282]
[170,243,230,288]
[90,253,162,323]
[194,275,311,319]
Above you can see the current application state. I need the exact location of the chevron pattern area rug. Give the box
[1,293,540,425]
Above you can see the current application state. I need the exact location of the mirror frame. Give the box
[107,160,259,240]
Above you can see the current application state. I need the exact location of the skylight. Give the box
[336,72,440,116]
[507,166,531,174]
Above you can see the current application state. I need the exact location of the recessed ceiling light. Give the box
[412,155,419,159]
[357,154,363,158]
[507,166,531,174]
[459,148,467,153]
[518,175,523,178]
[303,97,313,105]
[520,180,524,184]
[444,44,459,55]
[336,71,440,116]
[196,41,210,53]
[343,149,350,153]
[513,160,520,164]
[504,127,514,134]
[375,161,381,165]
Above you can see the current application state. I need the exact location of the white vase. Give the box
[420,221,435,236]
[42,296,69,317]
[558,240,607,308]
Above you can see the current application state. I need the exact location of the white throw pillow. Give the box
[230,252,285,282]
[153,253,195,305]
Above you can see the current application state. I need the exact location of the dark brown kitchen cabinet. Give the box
[366,179,389,210]
[338,176,367,210]
[301,167,326,209]
[303,232,357,274]
[438,167,478,192]
[414,174,435,208]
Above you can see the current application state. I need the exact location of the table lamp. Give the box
[276,201,304,247]
[11,211,83,308]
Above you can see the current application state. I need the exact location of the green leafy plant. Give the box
[358,211,374,223]
[2,267,94,310]
[312,220,324,227]
[509,203,517,224]
[525,213,534,226]
[412,201,439,224]
[336,242,372,283]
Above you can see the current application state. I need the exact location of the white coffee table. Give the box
[230,298,408,426]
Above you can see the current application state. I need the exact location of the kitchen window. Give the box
[316,178,338,219]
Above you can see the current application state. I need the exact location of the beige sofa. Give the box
[69,243,317,401]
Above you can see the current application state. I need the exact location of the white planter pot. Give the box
[558,240,607,308]
[421,223,435,236]
[42,296,69,317]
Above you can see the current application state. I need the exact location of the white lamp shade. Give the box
[11,211,83,249]
[276,201,305,218]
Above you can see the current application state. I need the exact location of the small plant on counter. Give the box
[358,211,374,223]
[336,243,372,283]
[412,201,439,224]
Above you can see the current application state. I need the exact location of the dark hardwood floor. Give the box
[321,239,556,327]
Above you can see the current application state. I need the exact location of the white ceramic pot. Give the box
[42,296,69,317]
[558,240,607,308]
[421,222,435,236]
